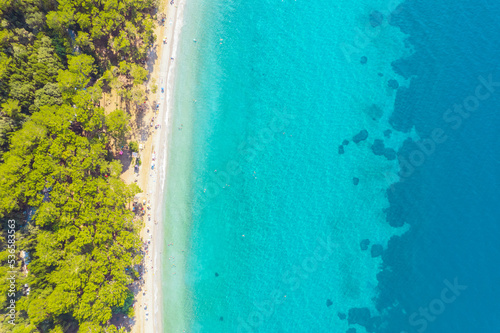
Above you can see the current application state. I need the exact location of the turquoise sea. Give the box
[162,0,500,332]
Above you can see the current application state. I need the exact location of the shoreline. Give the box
[130,1,186,332]
[154,1,187,332]
[158,0,191,330]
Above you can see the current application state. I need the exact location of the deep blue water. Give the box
[370,0,500,332]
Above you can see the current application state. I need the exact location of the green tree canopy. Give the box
[105,109,129,143]
[0,0,156,330]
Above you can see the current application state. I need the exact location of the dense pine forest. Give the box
[0,0,158,331]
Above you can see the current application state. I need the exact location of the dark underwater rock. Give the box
[360,56,368,64]
[384,148,396,160]
[348,307,382,332]
[353,130,369,143]
[366,104,383,121]
[360,239,370,251]
[371,139,385,155]
[327,299,333,307]
[348,307,371,327]
[388,79,399,89]
[369,11,384,27]
[338,145,345,154]
[353,177,360,186]
[371,139,396,160]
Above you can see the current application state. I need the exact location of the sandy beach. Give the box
[127,1,186,332]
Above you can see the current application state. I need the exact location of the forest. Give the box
[0,0,157,331]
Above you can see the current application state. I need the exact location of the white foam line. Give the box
[150,1,187,333]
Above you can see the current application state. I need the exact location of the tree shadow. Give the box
[134,103,152,143]
[116,148,132,172]
[146,45,158,79]
[110,312,135,331]
[110,261,146,330]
